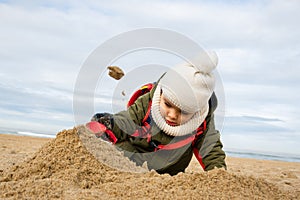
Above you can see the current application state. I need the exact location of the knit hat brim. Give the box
[151,86,208,136]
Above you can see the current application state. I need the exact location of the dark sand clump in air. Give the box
[107,66,125,80]
[0,127,297,199]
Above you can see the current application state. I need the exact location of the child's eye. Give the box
[181,110,189,115]
[180,110,191,115]
[164,102,171,107]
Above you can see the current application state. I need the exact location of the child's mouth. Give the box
[166,120,178,126]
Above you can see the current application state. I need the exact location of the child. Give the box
[88,50,226,175]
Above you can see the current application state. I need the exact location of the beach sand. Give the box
[0,127,299,199]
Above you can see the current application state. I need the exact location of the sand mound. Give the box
[77,125,148,173]
[0,127,296,199]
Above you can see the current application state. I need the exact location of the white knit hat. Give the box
[160,50,218,113]
[151,50,218,136]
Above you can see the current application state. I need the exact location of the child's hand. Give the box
[86,121,118,144]
[86,121,107,138]
[91,113,113,130]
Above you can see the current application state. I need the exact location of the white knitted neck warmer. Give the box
[151,87,209,136]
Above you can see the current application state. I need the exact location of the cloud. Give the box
[0,0,299,155]
[223,115,290,133]
[240,115,282,122]
[222,132,300,155]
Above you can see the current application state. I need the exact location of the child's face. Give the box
[159,94,194,126]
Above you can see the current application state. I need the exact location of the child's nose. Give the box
[167,108,179,120]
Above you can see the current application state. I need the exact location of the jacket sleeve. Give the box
[110,92,152,142]
[194,94,227,171]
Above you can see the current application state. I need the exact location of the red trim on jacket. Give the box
[193,147,205,170]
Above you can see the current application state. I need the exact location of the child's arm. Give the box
[92,92,152,142]
[194,113,227,171]
[193,93,226,171]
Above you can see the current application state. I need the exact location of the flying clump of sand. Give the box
[0,126,297,199]
[107,66,125,80]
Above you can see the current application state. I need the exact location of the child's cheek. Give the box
[159,104,166,118]
[180,116,187,124]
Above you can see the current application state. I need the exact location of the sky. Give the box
[0,0,300,156]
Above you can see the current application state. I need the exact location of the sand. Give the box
[0,127,299,199]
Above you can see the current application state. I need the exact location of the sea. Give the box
[1,130,300,163]
[225,149,300,163]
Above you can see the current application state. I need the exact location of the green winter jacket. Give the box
[106,82,226,175]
